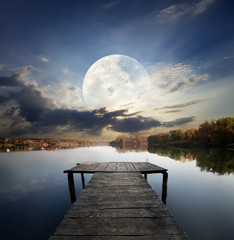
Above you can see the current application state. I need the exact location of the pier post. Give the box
[68,173,76,204]
[144,173,147,180]
[81,173,85,189]
[162,171,168,205]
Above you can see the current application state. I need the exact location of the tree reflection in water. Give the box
[147,146,234,175]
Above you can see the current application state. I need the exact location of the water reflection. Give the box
[147,146,234,175]
[1,146,234,240]
[112,144,148,153]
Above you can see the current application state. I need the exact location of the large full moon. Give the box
[82,54,150,108]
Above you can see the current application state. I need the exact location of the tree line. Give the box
[148,117,234,147]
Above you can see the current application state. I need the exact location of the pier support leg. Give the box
[81,173,85,189]
[144,173,147,180]
[68,173,76,204]
[162,171,168,205]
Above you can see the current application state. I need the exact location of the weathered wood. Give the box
[81,172,85,189]
[54,217,185,235]
[50,165,188,240]
[95,162,108,171]
[67,173,76,204]
[64,162,168,173]
[162,172,168,204]
[49,235,188,240]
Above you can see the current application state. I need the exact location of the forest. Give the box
[147,117,234,147]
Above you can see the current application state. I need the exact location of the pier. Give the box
[49,162,188,239]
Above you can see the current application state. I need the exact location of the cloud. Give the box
[163,110,181,114]
[102,1,118,9]
[0,65,39,89]
[52,82,85,109]
[164,116,195,127]
[157,0,215,23]
[0,68,162,135]
[110,116,162,133]
[62,68,68,74]
[0,75,24,88]
[0,65,199,137]
[39,55,49,62]
[192,0,215,15]
[28,108,156,136]
[150,63,209,95]
[154,99,209,111]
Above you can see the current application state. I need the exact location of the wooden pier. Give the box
[49,162,188,239]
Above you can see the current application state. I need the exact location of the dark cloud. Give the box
[0,67,197,137]
[3,107,19,118]
[110,116,161,133]
[0,74,24,87]
[31,108,155,135]
[1,73,161,135]
[0,95,9,104]
[13,85,55,122]
[164,116,195,127]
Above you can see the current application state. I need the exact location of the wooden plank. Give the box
[138,162,150,170]
[73,188,157,197]
[90,172,143,179]
[54,217,185,236]
[125,162,137,171]
[144,162,168,172]
[49,235,189,240]
[64,162,99,173]
[89,173,144,181]
[64,162,168,174]
[116,162,128,171]
[132,162,145,171]
[105,162,117,171]
[65,208,171,218]
[94,162,108,171]
[71,201,164,210]
[81,162,99,171]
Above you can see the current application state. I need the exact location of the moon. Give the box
[82,54,150,109]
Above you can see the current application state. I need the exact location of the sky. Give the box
[0,0,233,141]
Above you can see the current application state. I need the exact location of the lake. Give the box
[0,146,234,240]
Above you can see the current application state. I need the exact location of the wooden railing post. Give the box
[68,172,76,204]
[162,171,168,205]
[81,173,85,189]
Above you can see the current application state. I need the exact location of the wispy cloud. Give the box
[102,0,118,9]
[154,99,209,111]
[39,55,49,63]
[150,63,209,95]
[163,110,181,114]
[164,116,195,127]
[157,0,215,23]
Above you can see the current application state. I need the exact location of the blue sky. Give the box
[0,0,233,140]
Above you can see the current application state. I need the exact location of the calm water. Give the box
[0,146,234,240]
